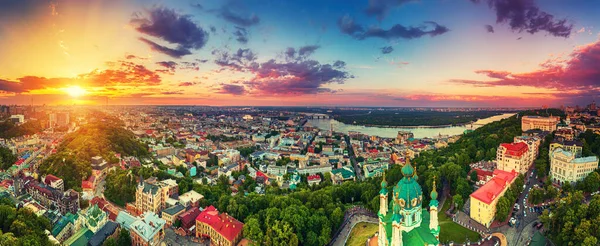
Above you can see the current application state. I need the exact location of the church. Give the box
[376,161,440,246]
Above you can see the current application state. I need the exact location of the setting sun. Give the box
[64,86,86,98]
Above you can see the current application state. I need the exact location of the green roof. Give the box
[381,210,439,245]
[85,204,106,228]
[64,228,93,246]
[331,167,355,179]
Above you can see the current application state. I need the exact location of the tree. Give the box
[104,237,117,246]
[582,172,600,193]
[117,228,131,246]
[529,188,544,205]
[452,194,464,211]
[331,207,344,229]
[469,171,478,182]
[0,146,16,170]
[495,197,510,222]
[244,217,264,243]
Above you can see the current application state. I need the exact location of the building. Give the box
[307,174,321,186]
[88,221,119,246]
[178,190,204,207]
[550,140,583,157]
[555,128,575,141]
[78,204,108,233]
[177,207,201,235]
[514,136,541,163]
[43,174,64,191]
[396,131,414,145]
[550,148,599,185]
[162,204,186,226]
[51,213,79,242]
[9,114,24,124]
[521,115,559,132]
[130,212,166,246]
[196,206,243,246]
[496,142,531,174]
[91,156,108,176]
[375,163,440,246]
[134,177,178,215]
[14,174,80,215]
[470,169,518,228]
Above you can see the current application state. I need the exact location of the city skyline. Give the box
[1,0,599,107]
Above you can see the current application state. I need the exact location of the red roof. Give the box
[307,174,321,181]
[500,142,529,157]
[179,207,201,229]
[470,169,518,205]
[196,206,243,242]
[255,171,268,179]
[44,174,61,185]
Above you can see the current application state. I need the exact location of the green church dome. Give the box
[392,167,423,209]
[401,163,414,177]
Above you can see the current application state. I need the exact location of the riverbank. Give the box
[307,113,515,139]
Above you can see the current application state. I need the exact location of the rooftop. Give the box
[196,205,243,242]
[470,169,518,205]
[88,221,119,246]
[130,212,166,242]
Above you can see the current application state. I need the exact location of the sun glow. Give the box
[64,86,86,97]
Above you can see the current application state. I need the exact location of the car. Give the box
[536,222,543,229]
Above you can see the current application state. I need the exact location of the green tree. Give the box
[495,197,510,222]
[117,228,131,246]
[452,194,464,211]
[104,237,117,246]
[0,146,16,170]
[244,217,264,244]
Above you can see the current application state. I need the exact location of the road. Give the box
[344,136,364,181]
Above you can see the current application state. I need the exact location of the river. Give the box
[306,113,515,139]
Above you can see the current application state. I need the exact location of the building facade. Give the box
[496,142,531,174]
[550,148,599,185]
[549,140,583,158]
[376,162,439,246]
[130,212,166,246]
[196,206,243,246]
[470,169,518,228]
[521,116,559,132]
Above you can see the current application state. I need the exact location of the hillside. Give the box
[39,113,149,190]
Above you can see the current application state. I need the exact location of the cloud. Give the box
[178,82,196,86]
[138,37,192,58]
[485,24,494,33]
[233,26,249,44]
[131,7,208,58]
[365,0,416,20]
[82,60,162,87]
[156,61,178,72]
[219,8,260,27]
[284,45,320,60]
[218,84,247,95]
[450,39,600,90]
[471,0,572,37]
[338,15,449,40]
[298,45,320,57]
[381,46,394,54]
[214,48,258,71]
[215,46,352,96]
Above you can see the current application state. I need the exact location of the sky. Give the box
[0,0,599,107]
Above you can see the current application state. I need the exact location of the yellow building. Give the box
[135,178,179,215]
[521,116,559,132]
[470,170,518,228]
[496,142,532,174]
[196,206,243,246]
[549,140,583,157]
[550,148,599,185]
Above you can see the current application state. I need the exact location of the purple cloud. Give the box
[233,26,249,44]
[485,24,495,33]
[131,7,208,58]
[471,0,572,37]
[218,84,247,95]
[338,16,449,40]
[220,8,260,27]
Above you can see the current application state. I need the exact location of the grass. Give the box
[346,222,378,246]
[438,198,481,244]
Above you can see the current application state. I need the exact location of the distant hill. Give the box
[0,120,43,139]
[39,113,149,190]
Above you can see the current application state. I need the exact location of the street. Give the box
[344,136,364,181]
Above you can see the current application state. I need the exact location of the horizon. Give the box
[1,0,599,107]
